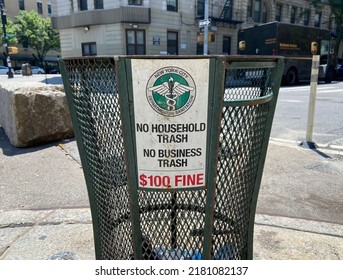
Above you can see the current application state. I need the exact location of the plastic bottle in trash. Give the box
[188,248,202,260]
[153,245,166,260]
[153,246,203,260]
[153,246,187,260]
[214,242,237,260]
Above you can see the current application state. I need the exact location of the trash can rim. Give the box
[58,55,284,62]
[224,92,273,107]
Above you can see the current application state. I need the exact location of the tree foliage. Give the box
[14,10,60,63]
[0,17,18,45]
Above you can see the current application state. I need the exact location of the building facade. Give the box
[1,0,56,69]
[51,0,337,58]
[1,0,52,18]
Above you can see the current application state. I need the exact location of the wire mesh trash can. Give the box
[60,55,283,260]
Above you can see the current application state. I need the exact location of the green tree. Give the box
[311,0,343,57]
[14,10,60,64]
[0,17,18,45]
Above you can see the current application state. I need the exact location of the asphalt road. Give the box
[257,81,343,225]
[271,81,343,149]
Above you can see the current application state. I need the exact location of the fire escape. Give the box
[216,0,243,27]
[197,0,242,28]
[219,0,233,20]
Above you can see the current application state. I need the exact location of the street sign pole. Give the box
[203,0,209,55]
[1,2,13,78]
[303,55,320,149]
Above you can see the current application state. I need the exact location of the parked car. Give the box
[31,66,45,74]
[0,66,15,75]
[336,58,343,78]
[15,66,45,75]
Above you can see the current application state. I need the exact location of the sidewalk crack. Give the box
[0,210,56,259]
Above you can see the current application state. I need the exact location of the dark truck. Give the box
[237,22,336,85]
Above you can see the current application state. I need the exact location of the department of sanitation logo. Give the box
[146,66,196,117]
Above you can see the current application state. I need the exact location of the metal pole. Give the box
[203,0,209,55]
[1,1,13,78]
[305,55,320,145]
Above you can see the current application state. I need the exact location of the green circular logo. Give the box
[146,66,196,117]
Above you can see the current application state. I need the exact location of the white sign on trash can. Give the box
[131,59,210,190]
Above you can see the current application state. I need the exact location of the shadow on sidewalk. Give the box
[299,141,332,159]
[39,76,62,85]
[0,126,59,157]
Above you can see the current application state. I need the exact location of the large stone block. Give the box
[0,84,74,147]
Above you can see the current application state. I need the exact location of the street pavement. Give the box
[1,126,342,260]
[0,75,342,260]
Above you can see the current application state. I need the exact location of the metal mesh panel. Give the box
[211,64,275,259]
[62,57,132,259]
[137,190,207,259]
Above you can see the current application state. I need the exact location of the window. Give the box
[303,9,310,26]
[79,0,88,11]
[167,31,178,55]
[82,42,97,56]
[275,4,282,22]
[19,0,25,10]
[94,0,104,9]
[47,4,52,16]
[129,0,143,5]
[254,0,261,22]
[37,2,43,14]
[222,0,233,20]
[261,3,267,23]
[247,0,268,23]
[290,6,297,24]
[126,30,146,55]
[314,11,322,28]
[197,0,204,17]
[247,0,252,19]
[167,0,178,12]
[222,36,231,55]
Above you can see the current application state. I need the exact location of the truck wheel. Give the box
[325,67,335,83]
[286,68,298,86]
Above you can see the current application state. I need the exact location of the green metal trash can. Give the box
[60,55,283,260]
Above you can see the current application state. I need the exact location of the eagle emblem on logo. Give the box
[146,67,196,117]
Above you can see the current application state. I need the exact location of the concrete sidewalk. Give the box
[0,132,343,260]
[1,207,343,260]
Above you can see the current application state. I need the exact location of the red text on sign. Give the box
[139,173,205,188]
[174,173,204,187]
